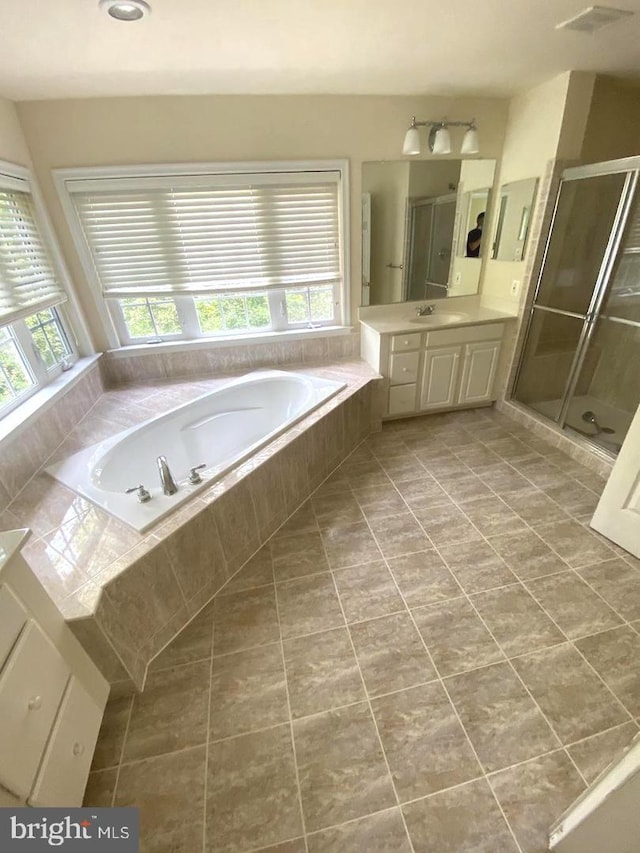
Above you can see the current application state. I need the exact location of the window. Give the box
[57,162,348,346]
[0,165,75,419]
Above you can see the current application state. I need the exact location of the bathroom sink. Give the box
[410,312,469,325]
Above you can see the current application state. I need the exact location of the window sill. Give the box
[107,325,356,358]
[0,355,101,445]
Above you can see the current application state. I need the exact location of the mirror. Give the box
[492,177,538,261]
[361,159,496,305]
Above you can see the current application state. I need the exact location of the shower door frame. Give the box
[511,156,640,452]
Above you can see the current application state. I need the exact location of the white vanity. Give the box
[0,529,109,808]
[359,298,516,418]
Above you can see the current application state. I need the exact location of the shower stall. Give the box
[512,157,640,456]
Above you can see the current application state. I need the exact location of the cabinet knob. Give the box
[402,367,408,372]
[28,695,42,711]
[72,742,85,757]
[404,340,409,345]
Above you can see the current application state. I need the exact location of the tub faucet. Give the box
[157,455,179,495]
[416,303,436,316]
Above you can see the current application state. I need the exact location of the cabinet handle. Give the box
[28,695,42,711]
[72,742,85,757]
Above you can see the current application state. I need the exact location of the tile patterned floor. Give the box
[85,407,640,853]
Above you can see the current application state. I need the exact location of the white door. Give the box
[549,732,640,852]
[420,346,461,410]
[457,340,500,406]
[590,401,640,558]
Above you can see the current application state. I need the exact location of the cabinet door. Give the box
[420,346,461,410]
[389,351,420,385]
[457,341,501,405]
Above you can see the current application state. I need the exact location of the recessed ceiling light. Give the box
[99,0,151,21]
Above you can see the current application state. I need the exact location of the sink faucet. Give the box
[157,455,178,495]
[416,303,436,316]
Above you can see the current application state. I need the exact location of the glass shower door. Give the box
[512,165,638,454]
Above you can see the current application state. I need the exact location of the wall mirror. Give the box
[361,158,496,305]
[492,177,538,261]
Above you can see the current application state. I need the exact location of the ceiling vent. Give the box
[556,5,634,32]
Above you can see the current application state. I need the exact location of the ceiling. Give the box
[3,0,640,101]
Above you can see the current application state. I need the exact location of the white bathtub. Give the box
[47,370,345,532]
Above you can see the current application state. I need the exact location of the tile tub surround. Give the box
[85,406,640,852]
[2,360,382,689]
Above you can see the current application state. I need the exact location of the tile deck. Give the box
[85,407,640,852]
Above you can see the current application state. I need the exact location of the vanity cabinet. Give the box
[0,530,109,807]
[363,321,505,418]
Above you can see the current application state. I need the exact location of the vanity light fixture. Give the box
[402,117,480,156]
[98,0,151,21]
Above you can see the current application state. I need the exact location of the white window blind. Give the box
[68,171,342,299]
[0,177,67,325]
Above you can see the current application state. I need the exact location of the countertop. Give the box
[358,301,517,336]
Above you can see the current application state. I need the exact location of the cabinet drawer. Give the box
[0,622,70,799]
[391,332,421,352]
[0,585,27,668]
[389,384,417,415]
[30,678,104,807]
[390,351,420,385]
[425,322,504,348]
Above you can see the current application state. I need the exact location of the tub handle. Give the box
[188,464,207,485]
[125,484,152,503]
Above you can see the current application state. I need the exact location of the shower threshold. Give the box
[533,394,632,455]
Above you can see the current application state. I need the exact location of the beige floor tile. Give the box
[543,482,600,517]
[513,458,568,490]
[116,745,206,853]
[501,487,569,526]
[148,604,214,672]
[471,585,565,657]
[353,483,407,520]
[423,455,474,479]
[489,751,585,853]
[333,561,405,623]
[293,703,396,832]
[484,436,533,461]
[307,809,412,853]
[437,474,494,503]
[488,529,569,580]
[206,725,303,853]
[270,530,330,582]
[320,521,383,569]
[438,541,517,594]
[381,455,426,482]
[372,682,482,800]
[440,427,477,448]
[413,503,482,548]
[387,550,462,607]
[221,548,274,595]
[394,477,451,511]
[535,519,616,568]
[256,841,305,853]
[402,779,519,853]
[368,512,432,558]
[311,491,365,529]
[446,661,560,773]
[578,558,640,621]
[273,501,319,539]
[413,598,504,676]
[210,644,288,740]
[460,496,528,537]
[342,459,390,489]
[283,627,365,718]
[512,643,629,744]
[213,585,280,655]
[349,611,437,696]
[91,695,133,771]
[454,445,503,472]
[276,573,345,638]
[478,463,533,496]
[566,722,639,783]
[526,573,622,639]
[122,660,210,762]
[575,626,640,717]
[83,768,117,807]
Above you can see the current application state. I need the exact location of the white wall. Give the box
[0,96,32,167]
[16,94,509,350]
